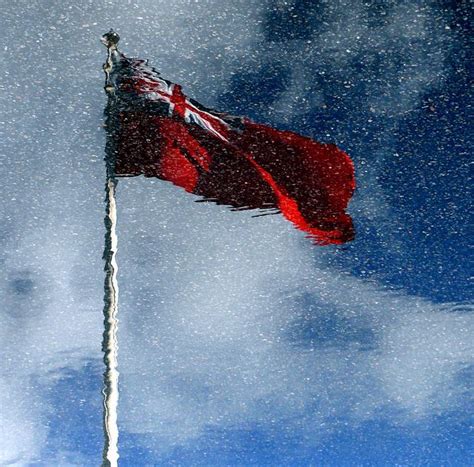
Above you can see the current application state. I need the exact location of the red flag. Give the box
[107,49,355,245]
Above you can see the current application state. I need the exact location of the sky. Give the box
[0,0,472,465]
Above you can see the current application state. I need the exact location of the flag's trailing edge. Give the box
[102,31,356,245]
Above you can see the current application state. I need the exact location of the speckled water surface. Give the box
[1,1,472,464]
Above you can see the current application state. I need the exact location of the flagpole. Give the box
[101,30,121,467]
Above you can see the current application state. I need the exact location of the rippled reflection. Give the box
[0,0,472,464]
[105,36,355,245]
[115,184,473,464]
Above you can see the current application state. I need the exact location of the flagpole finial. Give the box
[102,30,121,93]
[101,29,120,49]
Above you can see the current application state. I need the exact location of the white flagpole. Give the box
[101,30,121,467]
[102,177,120,467]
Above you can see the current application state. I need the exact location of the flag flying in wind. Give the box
[103,32,356,244]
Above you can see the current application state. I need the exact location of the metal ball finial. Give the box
[101,29,120,48]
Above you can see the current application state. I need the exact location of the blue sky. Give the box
[0,0,472,465]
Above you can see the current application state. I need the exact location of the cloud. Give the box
[0,0,272,462]
[0,219,103,463]
[115,182,473,455]
[0,0,469,463]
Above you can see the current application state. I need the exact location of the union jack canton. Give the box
[111,54,240,143]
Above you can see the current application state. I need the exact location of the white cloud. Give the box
[115,182,473,454]
[0,0,270,462]
[0,0,469,463]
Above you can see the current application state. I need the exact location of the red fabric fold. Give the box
[115,111,355,244]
